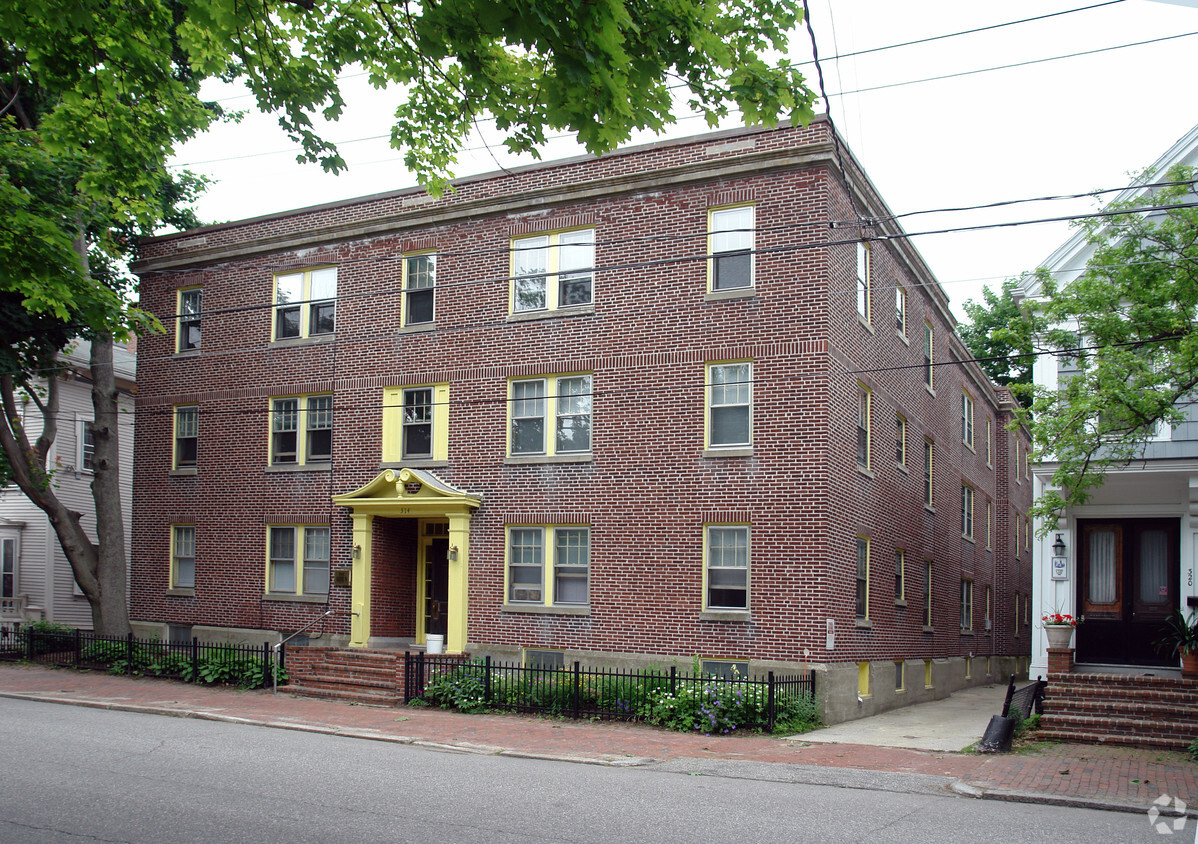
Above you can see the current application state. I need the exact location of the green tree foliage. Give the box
[959,279,1033,407]
[2,0,814,632]
[1008,165,1198,523]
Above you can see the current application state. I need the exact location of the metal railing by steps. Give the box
[1040,672,1198,751]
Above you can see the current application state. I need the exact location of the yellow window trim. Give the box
[169,524,195,590]
[705,359,753,450]
[856,535,870,620]
[175,287,202,353]
[857,241,871,323]
[503,523,590,608]
[382,383,449,463]
[702,522,751,612]
[400,250,437,328]
[509,227,594,314]
[264,524,329,597]
[272,265,337,341]
[857,662,871,698]
[171,404,197,471]
[268,392,332,467]
[857,382,871,469]
[707,203,755,293]
[506,373,593,458]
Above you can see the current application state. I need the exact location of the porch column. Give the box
[447,513,470,654]
[349,513,373,648]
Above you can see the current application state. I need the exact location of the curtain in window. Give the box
[1087,529,1116,604]
[1139,529,1168,605]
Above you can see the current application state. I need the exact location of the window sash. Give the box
[402,387,434,458]
[513,236,549,312]
[303,527,330,595]
[508,528,544,602]
[553,528,589,605]
[895,286,906,334]
[895,550,904,599]
[962,393,974,446]
[405,254,436,324]
[175,406,198,467]
[856,242,870,320]
[709,363,751,447]
[711,207,753,290]
[179,289,202,350]
[855,539,869,618]
[923,561,933,626]
[173,526,195,589]
[557,230,594,306]
[857,386,870,467]
[896,416,906,465]
[707,526,748,610]
[275,268,336,338]
[306,395,333,462]
[511,380,547,454]
[923,441,933,507]
[269,527,297,592]
[962,485,974,538]
[923,323,934,387]
[1,538,14,599]
[555,376,592,453]
[960,579,973,630]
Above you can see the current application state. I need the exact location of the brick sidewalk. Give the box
[1,663,1194,813]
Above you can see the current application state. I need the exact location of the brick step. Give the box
[318,650,399,663]
[1042,698,1198,721]
[296,671,396,691]
[300,660,397,678]
[1037,727,1190,752]
[1047,684,1198,701]
[1041,713,1197,742]
[1048,672,1198,691]
[284,683,399,706]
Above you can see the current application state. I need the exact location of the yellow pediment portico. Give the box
[333,468,481,652]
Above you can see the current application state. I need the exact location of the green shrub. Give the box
[21,620,75,655]
[421,660,489,713]
[1188,737,1198,763]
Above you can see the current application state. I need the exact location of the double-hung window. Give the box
[171,525,195,590]
[961,391,974,448]
[174,405,198,469]
[403,253,436,326]
[923,321,934,389]
[707,362,751,450]
[856,242,871,322]
[709,205,754,291]
[895,549,905,601]
[506,525,589,607]
[77,419,95,472]
[177,288,202,352]
[512,229,594,313]
[706,525,749,611]
[962,483,974,539]
[508,375,592,458]
[382,384,449,463]
[270,395,332,466]
[896,414,907,467]
[960,578,974,631]
[895,285,906,336]
[268,526,330,596]
[923,439,934,508]
[857,383,871,468]
[274,267,337,340]
[923,560,933,627]
[855,537,870,620]
[986,418,993,467]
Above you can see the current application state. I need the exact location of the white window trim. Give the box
[176,287,202,353]
[75,416,94,475]
[706,361,753,453]
[170,524,196,591]
[401,251,437,328]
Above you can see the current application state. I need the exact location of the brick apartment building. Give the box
[131,119,1032,722]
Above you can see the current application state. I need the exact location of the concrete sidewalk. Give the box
[1,663,1194,820]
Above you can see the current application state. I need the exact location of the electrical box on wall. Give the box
[333,569,351,588]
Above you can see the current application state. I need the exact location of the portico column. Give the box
[447,513,470,654]
[350,512,373,647]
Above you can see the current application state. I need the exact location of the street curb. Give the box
[950,781,1198,818]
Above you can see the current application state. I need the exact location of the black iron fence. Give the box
[404,653,816,732]
[0,627,278,689]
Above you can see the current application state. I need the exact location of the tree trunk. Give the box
[88,333,132,636]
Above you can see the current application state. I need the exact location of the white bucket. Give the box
[426,634,444,655]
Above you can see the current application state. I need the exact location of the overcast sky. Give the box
[168,0,1198,322]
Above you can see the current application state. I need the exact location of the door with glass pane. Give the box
[421,525,449,641]
[1076,519,1178,666]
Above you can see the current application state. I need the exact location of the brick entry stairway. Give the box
[1040,672,1198,751]
[282,647,402,706]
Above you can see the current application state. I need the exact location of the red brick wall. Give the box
[131,121,1032,666]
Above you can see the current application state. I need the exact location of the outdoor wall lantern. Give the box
[448,545,459,562]
[352,544,361,561]
[1052,534,1066,558]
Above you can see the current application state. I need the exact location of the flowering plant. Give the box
[1041,612,1082,627]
